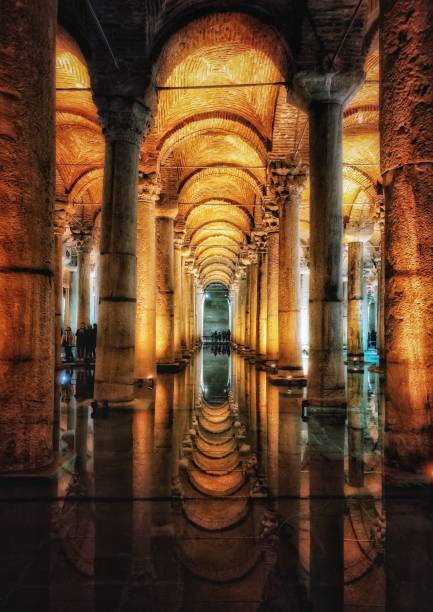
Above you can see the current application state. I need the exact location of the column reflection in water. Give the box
[309,411,345,611]
[5,351,433,611]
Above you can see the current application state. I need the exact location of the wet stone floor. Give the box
[0,348,432,612]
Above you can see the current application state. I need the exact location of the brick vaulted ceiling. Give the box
[57,0,380,287]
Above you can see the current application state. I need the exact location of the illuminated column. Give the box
[345,221,374,363]
[0,0,56,471]
[54,201,67,367]
[381,0,433,466]
[75,230,92,326]
[94,96,152,404]
[180,251,187,354]
[155,209,176,366]
[239,273,247,347]
[264,212,279,363]
[173,224,185,360]
[63,270,71,328]
[182,255,192,353]
[135,172,159,381]
[375,200,385,366]
[91,214,101,324]
[248,252,258,353]
[254,233,268,359]
[244,265,251,349]
[293,72,362,407]
[269,160,307,375]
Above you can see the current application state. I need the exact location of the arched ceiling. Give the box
[55,10,380,283]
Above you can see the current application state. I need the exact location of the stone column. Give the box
[94,96,152,405]
[248,252,258,353]
[135,172,159,381]
[173,224,185,361]
[381,0,433,466]
[254,233,268,359]
[75,231,92,326]
[293,72,362,407]
[155,210,176,366]
[264,212,279,364]
[63,269,71,328]
[345,221,374,363]
[244,265,251,349]
[54,201,67,367]
[0,0,56,471]
[269,160,307,375]
[239,273,247,347]
[375,200,385,367]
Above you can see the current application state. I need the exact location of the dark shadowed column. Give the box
[94,96,152,405]
[0,0,56,471]
[381,0,433,468]
[293,72,363,408]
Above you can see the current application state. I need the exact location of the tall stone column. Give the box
[75,230,92,326]
[244,265,251,349]
[54,201,67,367]
[254,233,268,359]
[173,223,185,361]
[345,221,374,363]
[63,270,71,328]
[264,212,279,364]
[269,160,307,375]
[0,0,56,471]
[293,72,362,407]
[381,0,433,466]
[155,210,176,366]
[375,200,385,367]
[249,255,258,354]
[135,172,159,381]
[94,96,152,405]
[239,273,247,347]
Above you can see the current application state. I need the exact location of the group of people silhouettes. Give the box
[210,329,231,342]
[61,322,97,363]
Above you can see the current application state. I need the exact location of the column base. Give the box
[157,361,183,373]
[269,372,307,387]
[302,398,347,416]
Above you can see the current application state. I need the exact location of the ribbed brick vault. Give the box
[55,1,380,288]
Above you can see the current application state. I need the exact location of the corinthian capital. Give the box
[94,96,153,146]
[138,171,161,203]
[268,158,308,207]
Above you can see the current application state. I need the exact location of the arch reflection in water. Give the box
[1,353,433,611]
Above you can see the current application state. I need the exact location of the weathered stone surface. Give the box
[381,0,433,466]
[0,0,56,471]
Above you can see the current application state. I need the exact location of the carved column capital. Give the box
[70,221,93,252]
[344,219,375,244]
[138,171,161,204]
[252,229,268,254]
[54,197,68,236]
[291,70,365,110]
[94,96,153,146]
[268,159,308,207]
[263,210,279,234]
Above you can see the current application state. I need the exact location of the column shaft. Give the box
[54,233,63,367]
[173,246,182,359]
[381,0,433,465]
[0,0,56,470]
[257,249,268,358]
[278,185,303,371]
[347,241,364,360]
[94,97,150,404]
[156,216,175,364]
[249,262,258,352]
[77,243,91,325]
[308,101,345,406]
[135,198,156,380]
[266,232,279,363]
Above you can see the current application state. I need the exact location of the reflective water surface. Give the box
[1,349,432,611]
